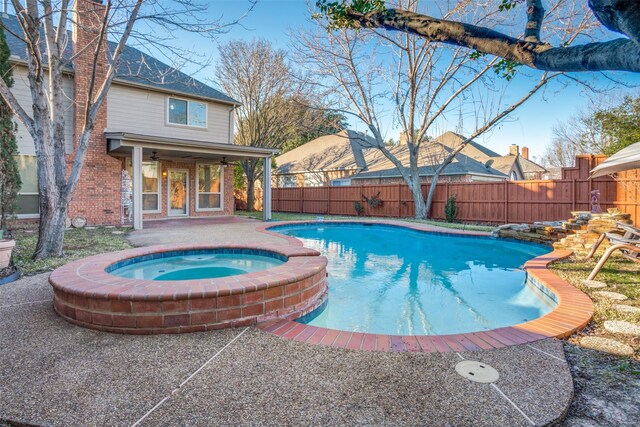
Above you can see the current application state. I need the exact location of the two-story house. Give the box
[2,1,276,230]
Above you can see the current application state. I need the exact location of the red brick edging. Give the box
[49,243,328,334]
[256,221,594,352]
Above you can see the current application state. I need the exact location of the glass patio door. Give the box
[168,170,189,216]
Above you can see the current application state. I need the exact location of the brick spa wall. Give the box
[49,243,327,334]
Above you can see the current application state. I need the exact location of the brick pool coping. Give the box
[255,220,594,352]
[49,243,328,334]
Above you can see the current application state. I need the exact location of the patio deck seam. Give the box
[130,327,249,427]
[490,383,536,426]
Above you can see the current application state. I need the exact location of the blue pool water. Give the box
[273,223,555,335]
[109,251,284,280]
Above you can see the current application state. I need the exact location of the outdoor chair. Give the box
[586,222,640,280]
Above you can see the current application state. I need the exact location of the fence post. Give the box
[572,179,576,211]
[397,183,401,217]
[300,187,304,213]
[327,186,331,215]
[504,180,509,224]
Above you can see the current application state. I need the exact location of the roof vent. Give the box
[484,159,494,169]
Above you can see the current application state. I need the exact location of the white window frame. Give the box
[142,161,162,213]
[166,96,208,129]
[16,155,40,219]
[195,163,224,212]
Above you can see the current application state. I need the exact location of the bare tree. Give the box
[0,1,254,259]
[299,0,574,218]
[316,0,640,73]
[216,39,337,211]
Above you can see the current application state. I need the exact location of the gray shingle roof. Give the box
[0,14,238,105]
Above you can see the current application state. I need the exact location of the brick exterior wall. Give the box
[67,0,122,226]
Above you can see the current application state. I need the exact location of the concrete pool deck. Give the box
[0,217,581,425]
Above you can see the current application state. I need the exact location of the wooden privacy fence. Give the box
[271,155,640,225]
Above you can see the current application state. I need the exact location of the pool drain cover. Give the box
[455,361,499,383]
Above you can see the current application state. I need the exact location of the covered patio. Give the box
[107,132,278,229]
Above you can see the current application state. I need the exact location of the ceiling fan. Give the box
[149,151,160,162]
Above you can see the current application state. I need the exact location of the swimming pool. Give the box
[108,250,285,280]
[273,223,555,336]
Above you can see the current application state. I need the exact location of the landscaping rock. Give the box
[593,291,628,301]
[579,336,634,356]
[111,231,125,235]
[604,320,640,336]
[581,279,607,289]
[613,304,640,314]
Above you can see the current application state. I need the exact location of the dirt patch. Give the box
[561,343,640,426]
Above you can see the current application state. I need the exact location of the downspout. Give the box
[228,105,237,144]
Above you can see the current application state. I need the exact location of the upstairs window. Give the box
[168,97,207,128]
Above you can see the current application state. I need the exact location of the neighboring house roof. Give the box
[275,130,384,174]
[274,129,547,181]
[1,14,238,105]
[487,155,521,178]
[351,131,508,180]
[518,156,548,175]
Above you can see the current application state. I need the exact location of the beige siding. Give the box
[12,66,75,155]
[106,84,232,144]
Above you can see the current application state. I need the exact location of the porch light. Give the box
[162,170,167,177]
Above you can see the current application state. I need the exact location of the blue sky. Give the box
[173,0,639,162]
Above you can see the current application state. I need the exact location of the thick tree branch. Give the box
[0,77,35,132]
[589,0,640,45]
[524,0,545,43]
[344,8,640,72]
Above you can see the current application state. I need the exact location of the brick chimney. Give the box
[68,0,122,226]
[509,144,519,156]
[399,131,408,144]
[521,146,529,159]
[73,0,108,131]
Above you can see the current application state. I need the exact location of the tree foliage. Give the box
[0,25,20,231]
[281,111,348,153]
[595,96,640,155]
[542,95,640,167]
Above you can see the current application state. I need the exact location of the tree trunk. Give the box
[246,177,256,213]
[33,194,67,259]
[409,177,427,219]
[424,174,440,220]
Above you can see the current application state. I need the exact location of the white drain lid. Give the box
[455,360,499,383]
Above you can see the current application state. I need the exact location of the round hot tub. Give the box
[49,243,328,334]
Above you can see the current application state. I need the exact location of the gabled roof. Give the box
[487,155,519,176]
[518,156,548,174]
[275,130,384,174]
[0,14,238,105]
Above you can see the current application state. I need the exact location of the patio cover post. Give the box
[132,146,143,230]
[263,156,272,221]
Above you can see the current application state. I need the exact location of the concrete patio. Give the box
[0,218,576,426]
